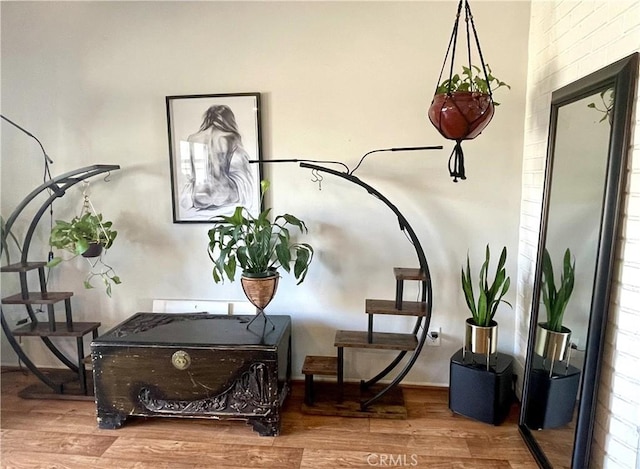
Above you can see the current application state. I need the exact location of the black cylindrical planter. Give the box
[82,242,103,258]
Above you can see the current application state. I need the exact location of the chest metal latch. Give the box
[171,350,191,370]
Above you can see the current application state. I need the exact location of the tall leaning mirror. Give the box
[519,53,638,469]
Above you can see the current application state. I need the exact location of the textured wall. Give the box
[0,2,529,386]
[517,1,640,467]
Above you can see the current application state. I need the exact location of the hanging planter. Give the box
[428,91,495,141]
[428,0,510,182]
[47,184,122,297]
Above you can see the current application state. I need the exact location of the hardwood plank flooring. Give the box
[0,369,538,468]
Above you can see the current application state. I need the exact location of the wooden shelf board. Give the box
[302,355,337,376]
[0,262,47,273]
[12,321,101,337]
[393,267,427,281]
[2,291,73,305]
[365,299,427,317]
[334,330,417,351]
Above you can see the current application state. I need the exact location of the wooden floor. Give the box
[1,369,539,469]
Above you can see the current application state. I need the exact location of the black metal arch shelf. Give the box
[1,164,120,397]
[300,162,433,410]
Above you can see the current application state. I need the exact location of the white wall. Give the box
[0,2,529,386]
[517,1,640,468]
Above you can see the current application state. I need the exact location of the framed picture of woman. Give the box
[166,93,263,223]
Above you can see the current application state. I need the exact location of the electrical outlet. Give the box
[427,327,441,346]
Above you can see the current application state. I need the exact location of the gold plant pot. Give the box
[535,322,571,361]
[465,318,498,355]
[240,272,280,311]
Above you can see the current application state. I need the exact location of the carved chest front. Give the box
[91,313,291,436]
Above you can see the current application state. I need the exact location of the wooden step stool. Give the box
[302,355,338,406]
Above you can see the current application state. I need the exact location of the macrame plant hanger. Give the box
[79,181,110,262]
[74,180,121,296]
[428,0,495,182]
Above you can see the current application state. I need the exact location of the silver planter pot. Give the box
[534,322,571,361]
[465,318,498,355]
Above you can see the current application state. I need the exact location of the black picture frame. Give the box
[166,93,263,223]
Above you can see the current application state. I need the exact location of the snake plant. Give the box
[461,245,511,326]
[541,248,575,332]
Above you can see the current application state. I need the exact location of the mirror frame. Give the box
[519,52,639,468]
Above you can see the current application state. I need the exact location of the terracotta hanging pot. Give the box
[240,271,280,311]
[428,92,495,141]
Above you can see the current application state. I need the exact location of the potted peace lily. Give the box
[207,180,314,312]
[461,245,511,355]
[534,248,575,361]
[47,212,121,297]
[429,64,510,141]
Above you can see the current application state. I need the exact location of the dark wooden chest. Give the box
[91,313,291,436]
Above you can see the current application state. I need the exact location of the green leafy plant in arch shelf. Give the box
[47,212,121,297]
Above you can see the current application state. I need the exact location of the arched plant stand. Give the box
[298,162,433,414]
[1,164,120,399]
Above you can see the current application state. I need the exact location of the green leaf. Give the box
[293,247,312,284]
[275,240,292,273]
[224,255,237,281]
[260,179,271,196]
[281,214,307,232]
[479,250,489,292]
[46,257,63,268]
[461,262,476,318]
[75,238,90,255]
[212,268,222,283]
[477,289,488,326]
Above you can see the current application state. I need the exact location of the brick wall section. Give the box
[517,1,640,468]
